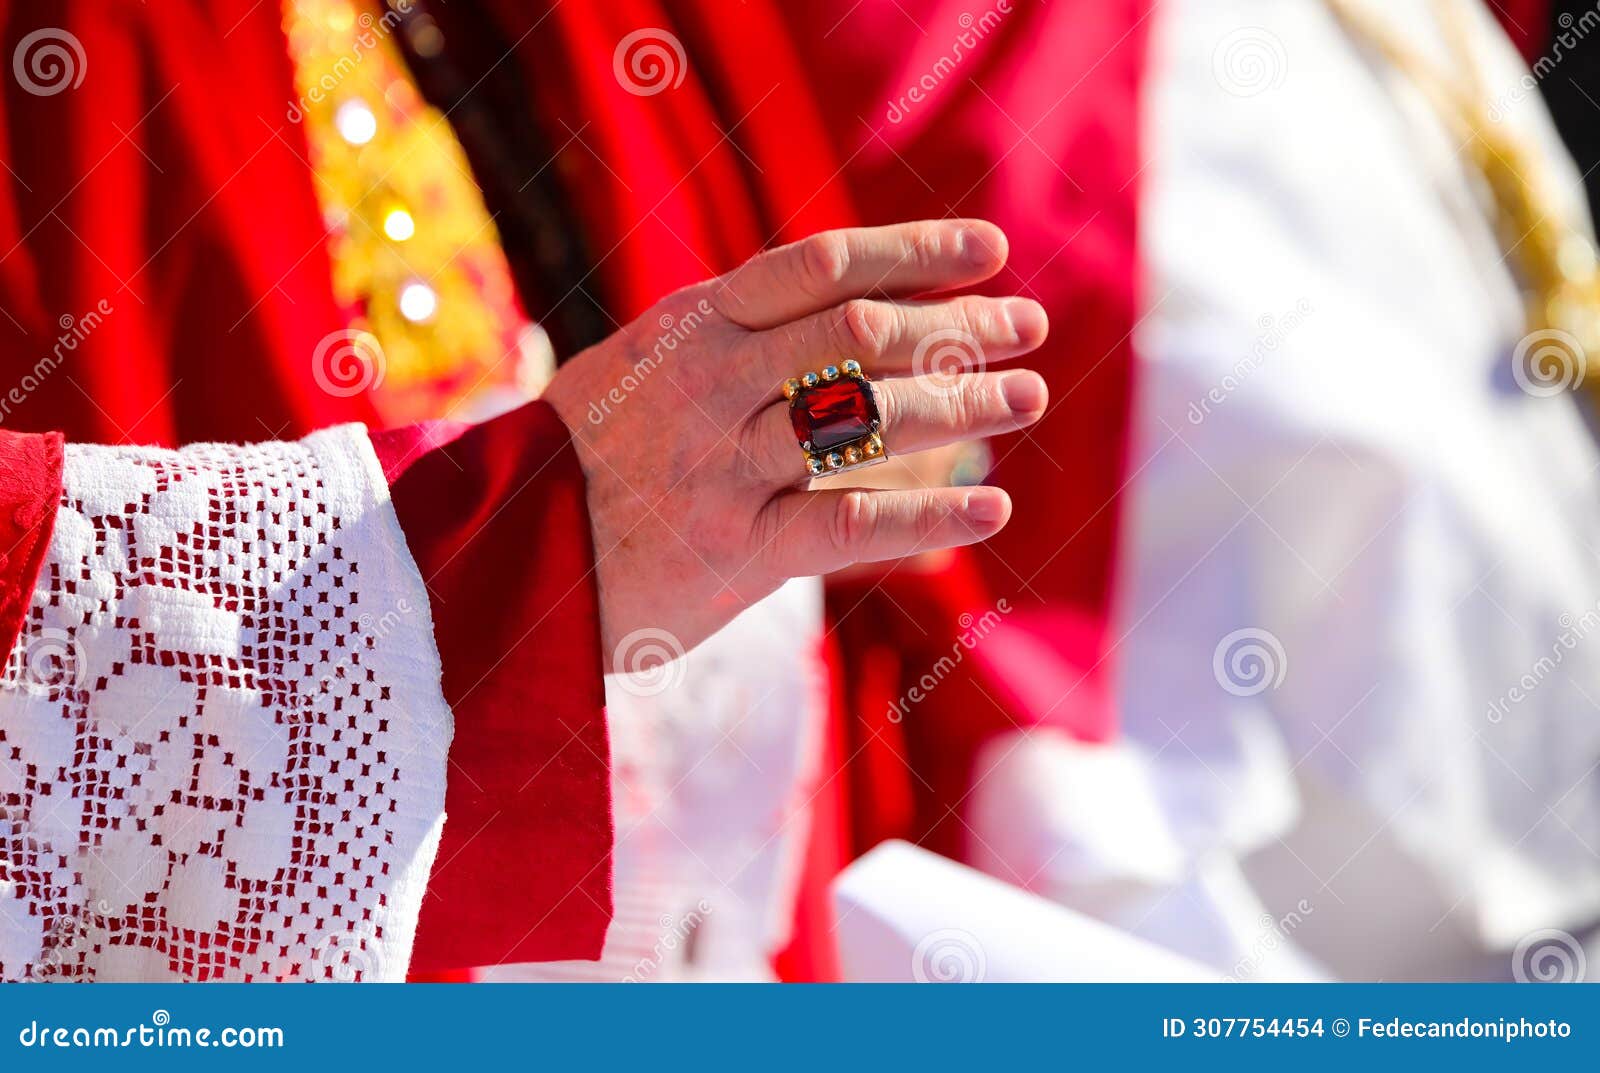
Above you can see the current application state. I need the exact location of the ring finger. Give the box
[744,368,1049,486]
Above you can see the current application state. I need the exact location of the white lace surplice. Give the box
[0,425,452,981]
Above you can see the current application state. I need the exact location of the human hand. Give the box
[541,219,1048,664]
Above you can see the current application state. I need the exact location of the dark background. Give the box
[1541,1,1600,216]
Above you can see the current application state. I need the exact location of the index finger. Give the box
[707,219,1009,331]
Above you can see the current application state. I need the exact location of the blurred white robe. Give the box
[973,0,1600,981]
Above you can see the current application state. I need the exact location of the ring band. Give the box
[783,359,887,478]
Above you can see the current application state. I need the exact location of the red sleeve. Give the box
[371,400,613,974]
[0,430,63,669]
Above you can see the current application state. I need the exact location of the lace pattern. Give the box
[0,426,450,981]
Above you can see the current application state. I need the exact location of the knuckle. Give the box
[907,222,948,271]
[908,377,967,431]
[750,505,789,580]
[912,490,949,545]
[942,382,978,431]
[799,231,850,294]
[830,491,874,561]
[887,380,932,434]
[841,299,891,355]
[701,276,743,322]
[956,295,1000,340]
[662,282,712,318]
[963,371,1005,422]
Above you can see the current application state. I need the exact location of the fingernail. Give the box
[1001,372,1047,415]
[959,225,1004,267]
[964,488,1010,526]
[1003,298,1048,344]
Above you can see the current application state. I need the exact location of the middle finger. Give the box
[744,294,1048,394]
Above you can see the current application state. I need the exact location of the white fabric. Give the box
[832,840,1216,983]
[968,731,1327,980]
[485,578,826,982]
[0,425,451,981]
[1105,0,1600,977]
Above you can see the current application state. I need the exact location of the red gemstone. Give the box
[790,377,879,453]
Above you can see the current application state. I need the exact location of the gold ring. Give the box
[782,359,886,478]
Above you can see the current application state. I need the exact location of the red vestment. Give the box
[0,0,850,976]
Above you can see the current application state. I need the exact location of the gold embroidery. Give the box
[1326,0,1600,406]
[283,0,552,423]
